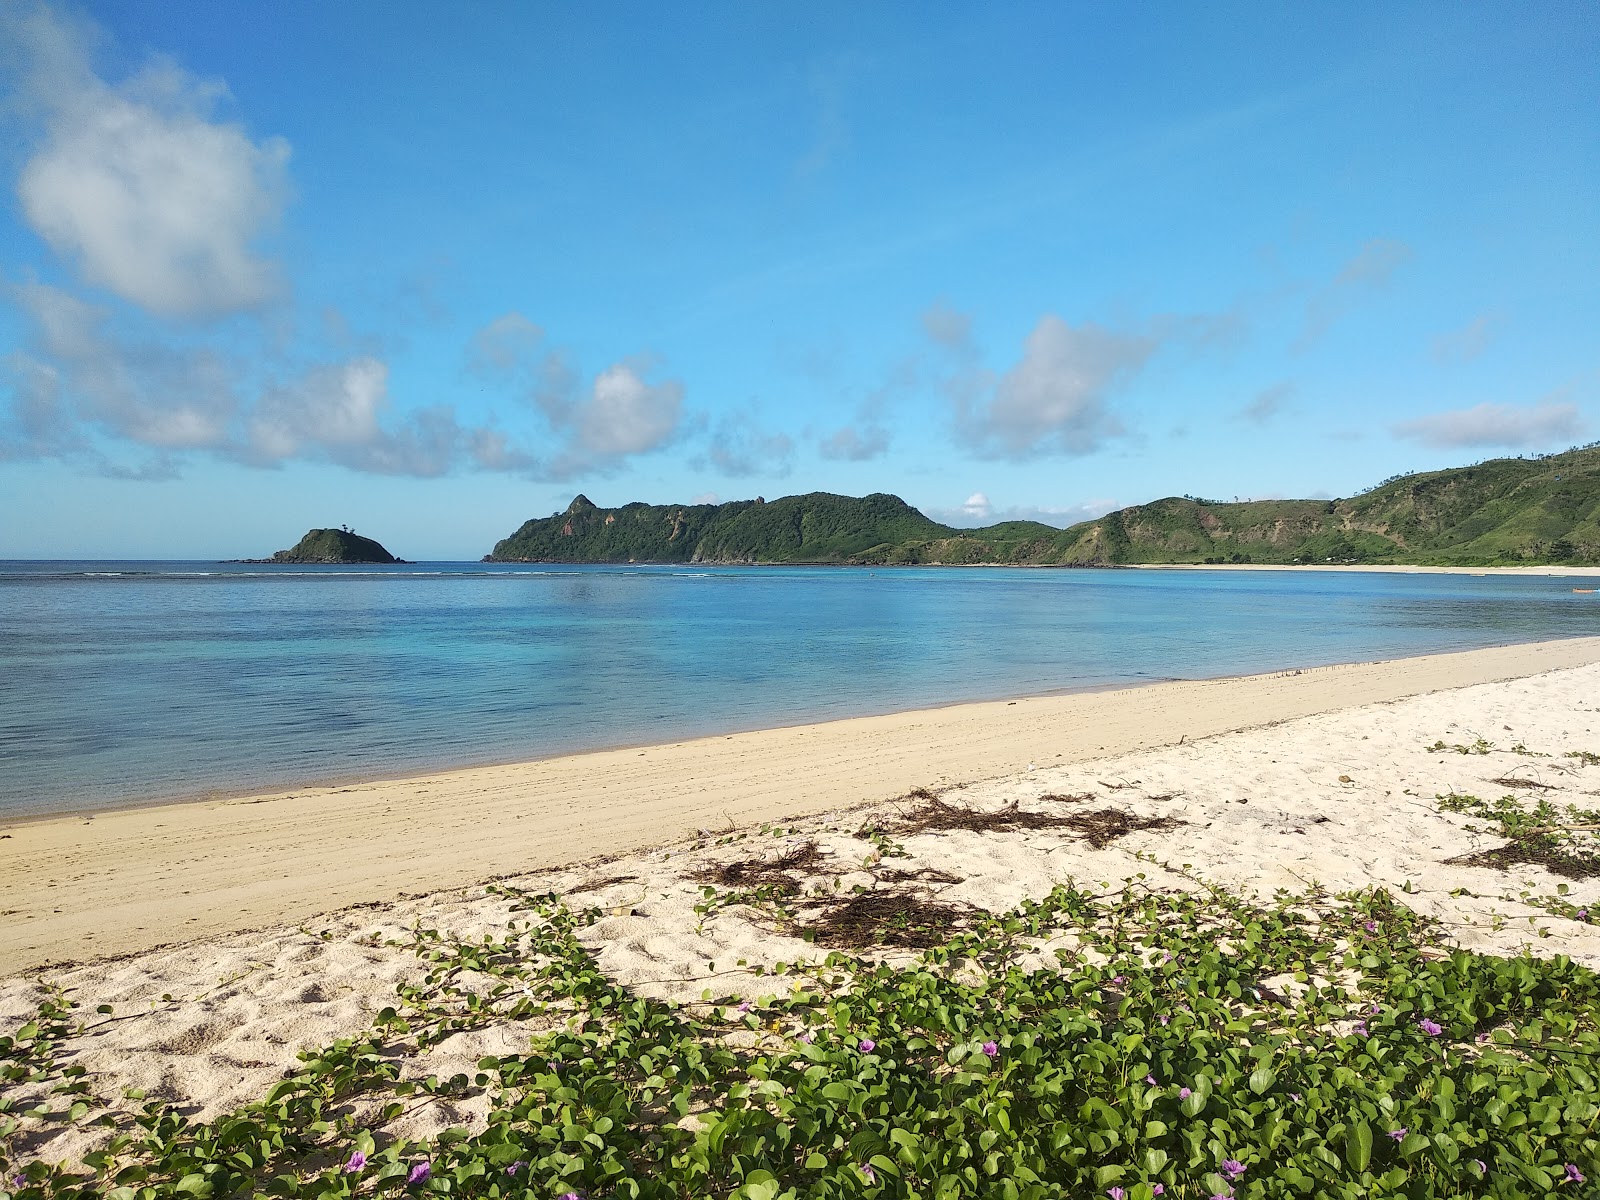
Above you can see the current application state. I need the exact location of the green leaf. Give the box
[1346,1118,1372,1173]
[1248,1066,1276,1094]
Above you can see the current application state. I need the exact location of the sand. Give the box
[7,635,1600,1166]
[4,637,1600,978]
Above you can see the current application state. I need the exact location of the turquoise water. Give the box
[1,561,1596,817]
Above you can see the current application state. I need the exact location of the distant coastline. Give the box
[482,444,1600,569]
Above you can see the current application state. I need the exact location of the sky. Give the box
[0,2,1596,559]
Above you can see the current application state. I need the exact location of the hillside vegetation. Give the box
[268,528,400,564]
[485,445,1600,566]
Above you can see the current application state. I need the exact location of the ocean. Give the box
[1,561,1595,817]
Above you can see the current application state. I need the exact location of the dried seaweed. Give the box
[696,841,823,890]
[1039,792,1096,804]
[875,866,964,886]
[568,873,640,894]
[1489,776,1557,791]
[1446,843,1600,880]
[797,891,972,949]
[894,797,1184,847]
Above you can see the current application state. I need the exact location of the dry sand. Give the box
[7,636,1600,1165]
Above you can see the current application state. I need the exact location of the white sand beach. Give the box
[6,636,1600,1166]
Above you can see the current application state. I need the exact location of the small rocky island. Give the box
[239,527,405,564]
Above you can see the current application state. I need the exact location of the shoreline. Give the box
[6,634,1600,977]
[1124,562,1600,576]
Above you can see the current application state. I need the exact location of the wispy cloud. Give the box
[697,409,795,478]
[1297,238,1413,350]
[1431,313,1502,364]
[1238,380,1294,424]
[1391,398,1583,449]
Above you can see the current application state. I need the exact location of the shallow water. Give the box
[1,561,1596,817]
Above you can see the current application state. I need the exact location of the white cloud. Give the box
[0,281,527,478]
[818,423,889,461]
[1392,400,1583,449]
[957,315,1154,459]
[1238,380,1293,424]
[464,313,687,476]
[10,6,290,317]
[577,363,684,458]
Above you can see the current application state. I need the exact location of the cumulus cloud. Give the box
[1238,380,1294,424]
[0,281,527,477]
[463,312,687,477]
[8,4,290,317]
[818,423,889,461]
[1298,239,1413,349]
[1391,399,1583,449]
[956,315,1155,460]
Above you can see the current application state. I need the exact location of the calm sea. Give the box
[1,561,1596,818]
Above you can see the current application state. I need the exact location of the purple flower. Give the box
[1210,1193,1233,1200]
[408,1161,431,1186]
[343,1151,367,1173]
[1364,920,1377,933]
[1565,1164,1586,1184]
[1388,1128,1407,1141]
[1145,1074,1157,1085]
[1179,1087,1192,1099]
[736,999,752,1013]
[797,1029,815,1044]
[1353,1021,1368,1036]
[1289,1092,1302,1102]
[981,1041,999,1058]
[556,1193,584,1200]
[858,1038,876,1053]
[859,1163,877,1184]
[1159,1014,1170,1026]
[1151,1187,1165,1197]
[1418,1018,1443,1036]
[1107,1189,1125,1200]
[1578,909,1590,921]
[1472,1158,1487,1174]
[1221,1159,1245,1181]
[1111,974,1125,985]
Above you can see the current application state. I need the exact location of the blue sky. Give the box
[1,2,1596,559]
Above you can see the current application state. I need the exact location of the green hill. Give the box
[485,444,1600,566]
[267,528,401,564]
